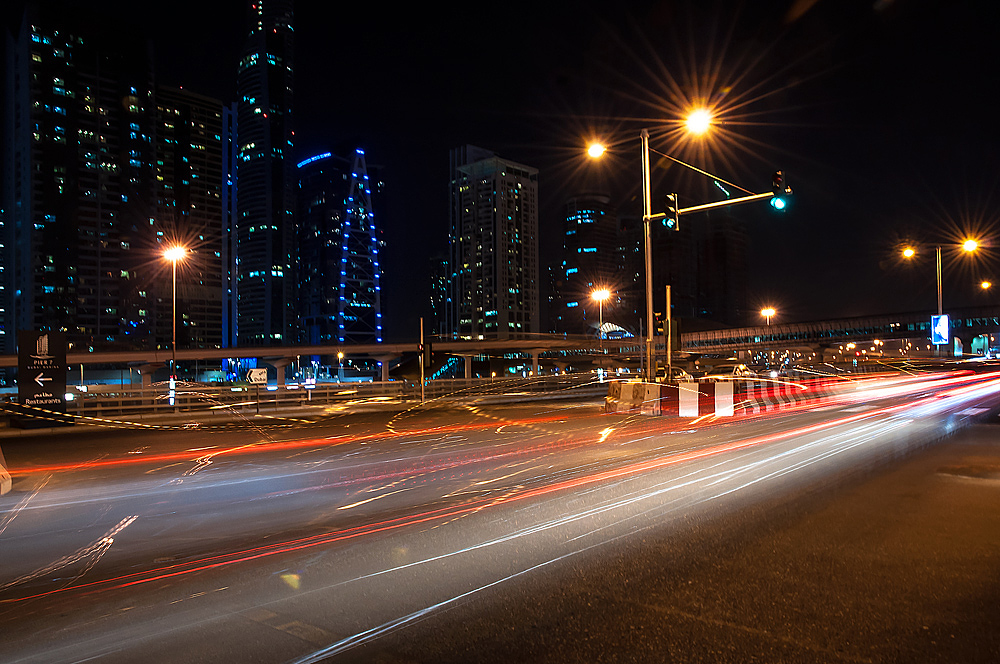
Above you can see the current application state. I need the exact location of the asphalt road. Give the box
[1,372,999,663]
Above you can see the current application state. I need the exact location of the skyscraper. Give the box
[235,0,296,346]
[221,102,238,348]
[447,146,539,340]
[2,14,159,352]
[153,86,225,349]
[297,149,383,345]
[555,194,618,336]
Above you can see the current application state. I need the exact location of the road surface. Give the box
[1,371,999,662]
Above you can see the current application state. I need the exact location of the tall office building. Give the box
[447,146,539,340]
[221,102,238,348]
[2,14,159,352]
[555,194,618,336]
[235,0,296,345]
[153,86,225,349]
[297,149,383,345]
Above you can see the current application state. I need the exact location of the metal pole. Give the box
[170,259,177,407]
[172,259,177,378]
[419,317,425,404]
[598,299,604,352]
[936,245,943,358]
[666,285,672,380]
[936,245,943,316]
[641,129,654,382]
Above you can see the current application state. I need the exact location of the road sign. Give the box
[931,314,950,345]
[247,368,268,384]
[16,330,69,428]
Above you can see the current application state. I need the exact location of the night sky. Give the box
[7,0,1000,340]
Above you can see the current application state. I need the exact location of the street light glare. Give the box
[981,281,992,290]
[164,246,187,262]
[685,109,712,135]
[962,239,979,252]
[587,143,606,159]
[591,288,611,302]
[760,307,776,317]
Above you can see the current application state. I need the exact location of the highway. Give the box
[1,370,999,663]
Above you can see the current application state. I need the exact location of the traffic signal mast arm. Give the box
[648,191,777,221]
[646,146,791,223]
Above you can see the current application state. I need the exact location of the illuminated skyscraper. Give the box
[297,149,383,345]
[2,14,158,352]
[555,194,618,336]
[235,0,296,345]
[221,102,239,348]
[447,146,539,340]
[153,87,225,349]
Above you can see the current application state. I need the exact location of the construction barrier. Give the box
[606,378,841,419]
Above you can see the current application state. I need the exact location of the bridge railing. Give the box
[2,373,608,425]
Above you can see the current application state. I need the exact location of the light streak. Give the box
[0,475,50,536]
[337,487,412,511]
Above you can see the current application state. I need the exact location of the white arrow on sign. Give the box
[35,372,52,387]
[247,369,268,385]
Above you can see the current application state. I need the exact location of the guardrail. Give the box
[1,374,608,425]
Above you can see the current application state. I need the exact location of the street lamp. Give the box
[591,288,611,350]
[163,246,187,374]
[587,120,786,380]
[901,240,980,316]
[163,246,187,404]
[760,307,776,326]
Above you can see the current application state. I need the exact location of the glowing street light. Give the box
[685,108,712,135]
[963,239,979,253]
[591,288,611,350]
[760,307,776,326]
[163,245,187,403]
[981,280,992,290]
[587,143,606,159]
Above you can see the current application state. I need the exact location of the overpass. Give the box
[0,336,642,386]
[3,306,998,386]
[678,306,1000,356]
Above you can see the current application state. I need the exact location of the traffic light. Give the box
[663,193,680,230]
[422,341,433,369]
[770,170,793,210]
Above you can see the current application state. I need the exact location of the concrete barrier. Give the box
[606,378,841,419]
[0,445,10,496]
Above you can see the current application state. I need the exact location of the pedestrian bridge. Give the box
[678,306,1000,354]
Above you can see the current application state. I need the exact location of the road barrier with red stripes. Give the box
[606,378,841,418]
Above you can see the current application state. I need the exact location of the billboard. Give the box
[931,314,950,345]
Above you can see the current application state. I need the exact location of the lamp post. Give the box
[760,307,776,326]
[902,240,980,355]
[587,110,793,380]
[591,288,611,351]
[902,241,980,316]
[163,246,187,405]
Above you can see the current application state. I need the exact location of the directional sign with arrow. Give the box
[17,330,69,427]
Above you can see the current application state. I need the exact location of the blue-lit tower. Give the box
[297,149,383,345]
[337,150,382,343]
[235,0,296,346]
